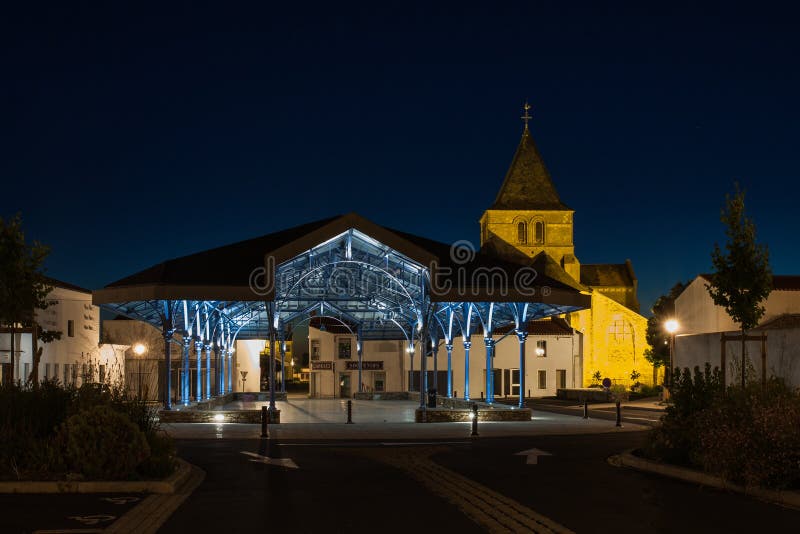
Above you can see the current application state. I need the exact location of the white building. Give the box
[674,274,800,387]
[233,316,582,399]
[0,278,125,387]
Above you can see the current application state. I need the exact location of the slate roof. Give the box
[44,276,91,294]
[490,127,571,211]
[755,314,800,330]
[580,263,635,287]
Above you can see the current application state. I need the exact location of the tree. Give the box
[0,214,60,385]
[644,281,688,385]
[705,185,772,388]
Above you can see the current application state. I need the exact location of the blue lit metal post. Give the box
[219,337,226,395]
[279,331,286,394]
[267,303,277,414]
[463,339,472,400]
[484,337,495,404]
[194,339,203,402]
[204,313,212,400]
[419,322,428,410]
[213,342,221,396]
[163,329,173,410]
[516,330,528,408]
[356,325,363,393]
[446,342,453,398]
[182,337,191,405]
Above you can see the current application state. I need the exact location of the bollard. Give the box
[471,403,479,437]
[454,390,458,399]
[261,405,269,438]
[615,401,622,427]
[346,399,353,424]
[583,399,589,419]
[528,389,531,399]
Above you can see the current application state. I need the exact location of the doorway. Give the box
[339,373,351,398]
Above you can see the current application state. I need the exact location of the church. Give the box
[479,108,654,387]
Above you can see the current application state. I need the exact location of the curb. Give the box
[609,450,800,509]
[105,460,205,534]
[0,458,193,494]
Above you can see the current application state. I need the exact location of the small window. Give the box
[45,363,51,380]
[311,340,320,361]
[536,340,547,357]
[53,364,60,384]
[99,364,106,383]
[538,370,547,389]
[23,363,30,382]
[374,372,386,392]
[337,338,352,359]
[63,364,69,384]
[517,222,527,244]
[534,221,545,244]
[67,320,74,337]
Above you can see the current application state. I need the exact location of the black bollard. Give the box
[346,399,353,424]
[615,401,622,427]
[261,405,269,438]
[471,403,479,437]
[583,399,589,419]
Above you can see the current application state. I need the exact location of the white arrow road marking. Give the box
[515,448,553,465]
[241,451,299,469]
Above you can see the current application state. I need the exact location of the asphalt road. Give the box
[159,432,798,533]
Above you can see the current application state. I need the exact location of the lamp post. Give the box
[665,319,679,389]
[133,343,146,399]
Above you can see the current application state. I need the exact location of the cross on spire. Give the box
[521,101,532,130]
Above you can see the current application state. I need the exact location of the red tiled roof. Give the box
[699,274,800,291]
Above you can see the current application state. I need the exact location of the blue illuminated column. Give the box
[279,334,286,394]
[195,339,203,402]
[446,342,453,397]
[213,343,221,396]
[356,326,363,393]
[484,337,495,404]
[431,336,439,394]
[463,339,472,401]
[408,342,414,392]
[163,331,173,410]
[227,348,233,393]
[419,334,427,410]
[219,339,225,395]
[182,338,191,405]
[516,330,528,408]
[268,305,277,412]
[204,342,212,400]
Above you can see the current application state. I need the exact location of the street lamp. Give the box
[665,319,679,389]
[133,343,146,398]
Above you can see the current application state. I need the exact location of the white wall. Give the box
[677,276,800,335]
[675,329,800,388]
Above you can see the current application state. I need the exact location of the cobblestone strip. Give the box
[360,447,574,534]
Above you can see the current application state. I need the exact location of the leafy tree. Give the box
[0,214,60,385]
[705,185,772,388]
[644,281,688,385]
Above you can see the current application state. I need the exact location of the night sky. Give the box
[2,2,798,314]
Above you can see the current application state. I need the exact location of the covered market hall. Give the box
[92,212,590,417]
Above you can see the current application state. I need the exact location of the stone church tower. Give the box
[480,108,654,386]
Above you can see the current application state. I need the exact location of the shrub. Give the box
[137,431,177,479]
[60,405,151,480]
[695,380,800,489]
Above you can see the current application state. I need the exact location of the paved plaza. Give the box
[162,398,646,440]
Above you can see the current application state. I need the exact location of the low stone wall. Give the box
[232,391,288,402]
[191,393,235,411]
[353,391,411,401]
[557,388,611,402]
[415,406,532,423]
[436,397,493,409]
[159,409,280,424]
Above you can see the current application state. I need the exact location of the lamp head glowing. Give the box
[213,414,225,422]
[665,319,679,334]
[133,343,146,355]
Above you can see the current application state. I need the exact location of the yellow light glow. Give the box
[133,343,146,355]
[665,319,679,334]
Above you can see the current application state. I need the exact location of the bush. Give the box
[695,380,800,489]
[643,365,800,489]
[60,405,151,480]
[137,431,177,479]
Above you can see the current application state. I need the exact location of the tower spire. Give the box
[521,101,532,131]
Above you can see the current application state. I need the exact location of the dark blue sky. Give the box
[2,2,798,313]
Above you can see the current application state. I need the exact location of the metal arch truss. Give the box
[100,228,587,410]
